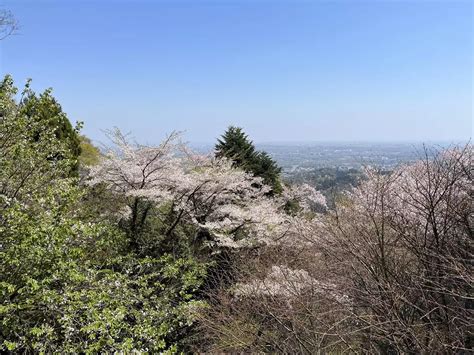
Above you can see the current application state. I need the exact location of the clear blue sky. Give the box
[1,0,472,143]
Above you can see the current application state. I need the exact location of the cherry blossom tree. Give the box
[88,129,326,251]
[316,145,473,353]
[195,144,473,354]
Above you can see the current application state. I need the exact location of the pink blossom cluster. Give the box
[88,129,326,248]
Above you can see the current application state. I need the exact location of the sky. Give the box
[0,0,472,144]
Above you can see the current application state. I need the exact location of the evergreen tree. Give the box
[0,76,208,353]
[215,126,257,169]
[215,126,282,194]
[251,151,283,194]
[19,78,82,175]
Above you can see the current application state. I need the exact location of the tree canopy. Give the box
[1,75,471,353]
[215,126,282,194]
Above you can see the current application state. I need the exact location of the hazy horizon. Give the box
[1,0,472,143]
[189,138,468,145]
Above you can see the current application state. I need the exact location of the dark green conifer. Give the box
[20,80,82,175]
[215,126,282,194]
[215,126,257,169]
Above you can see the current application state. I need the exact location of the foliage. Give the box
[215,126,282,194]
[324,147,473,353]
[0,183,208,352]
[215,126,256,168]
[19,78,82,174]
[79,135,101,167]
[196,145,473,353]
[88,129,300,251]
[0,76,77,202]
[2,74,470,353]
[0,79,209,352]
[287,166,363,188]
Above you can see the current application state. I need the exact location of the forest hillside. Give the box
[1,77,472,353]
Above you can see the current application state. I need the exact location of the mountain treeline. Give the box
[1,76,472,353]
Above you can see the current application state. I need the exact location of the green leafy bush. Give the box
[0,76,209,353]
